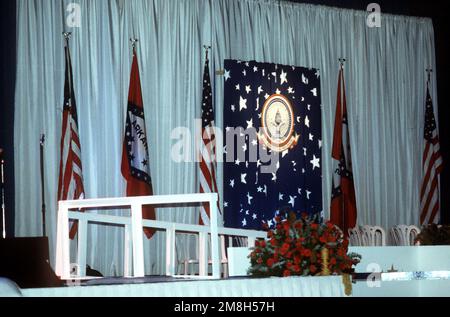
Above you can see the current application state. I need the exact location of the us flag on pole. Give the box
[420,82,443,225]
[57,44,85,240]
[330,66,357,237]
[121,48,156,239]
[199,51,220,225]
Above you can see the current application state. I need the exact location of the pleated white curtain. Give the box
[15,0,438,275]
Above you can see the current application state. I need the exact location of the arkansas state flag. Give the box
[330,66,357,237]
[121,48,156,239]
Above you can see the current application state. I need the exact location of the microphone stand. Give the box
[1,153,5,239]
[40,135,46,237]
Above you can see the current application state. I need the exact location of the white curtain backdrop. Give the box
[15,0,438,275]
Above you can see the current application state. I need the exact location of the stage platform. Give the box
[3,275,348,297]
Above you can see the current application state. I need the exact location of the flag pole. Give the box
[426,68,433,86]
[40,134,46,237]
[339,57,346,234]
[63,32,73,105]
[63,32,72,48]
[0,148,6,239]
[130,38,139,51]
[203,45,211,61]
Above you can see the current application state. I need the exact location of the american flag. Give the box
[57,44,85,240]
[420,83,443,225]
[199,52,220,225]
[330,66,357,237]
[223,60,322,230]
[121,48,156,239]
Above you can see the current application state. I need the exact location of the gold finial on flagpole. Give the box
[203,45,211,61]
[63,32,72,46]
[130,38,139,50]
[426,68,433,83]
[339,58,347,69]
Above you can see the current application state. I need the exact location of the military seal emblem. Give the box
[258,94,299,152]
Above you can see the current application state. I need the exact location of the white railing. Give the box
[55,193,266,280]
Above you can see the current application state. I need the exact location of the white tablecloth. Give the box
[20,276,347,297]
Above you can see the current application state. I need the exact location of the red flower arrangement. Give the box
[248,211,361,277]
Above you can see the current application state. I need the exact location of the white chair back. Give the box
[348,227,363,246]
[390,225,421,246]
[360,225,386,246]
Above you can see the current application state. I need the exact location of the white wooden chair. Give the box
[389,225,421,246]
[348,227,363,246]
[360,225,386,246]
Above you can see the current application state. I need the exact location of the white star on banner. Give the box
[306,190,312,200]
[239,96,247,111]
[224,70,231,81]
[280,70,288,85]
[246,118,253,129]
[279,193,284,201]
[242,218,247,227]
[245,85,252,94]
[229,179,235,188]
[310,155,320,170]
[302,73,308,84]
[235,84,240,91]
[241,173,247,184]
[258,86,264,95]
[247,192,254,205]
[305,116,310,128]
[288,196,297,207]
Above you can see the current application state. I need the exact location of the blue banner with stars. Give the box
[223,59,322,230]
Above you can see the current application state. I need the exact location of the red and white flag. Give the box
[330,66,357,237]
[420,83,443,225]
[57,44,85,240]
[199,52,220,225]
[121,48,156,239]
